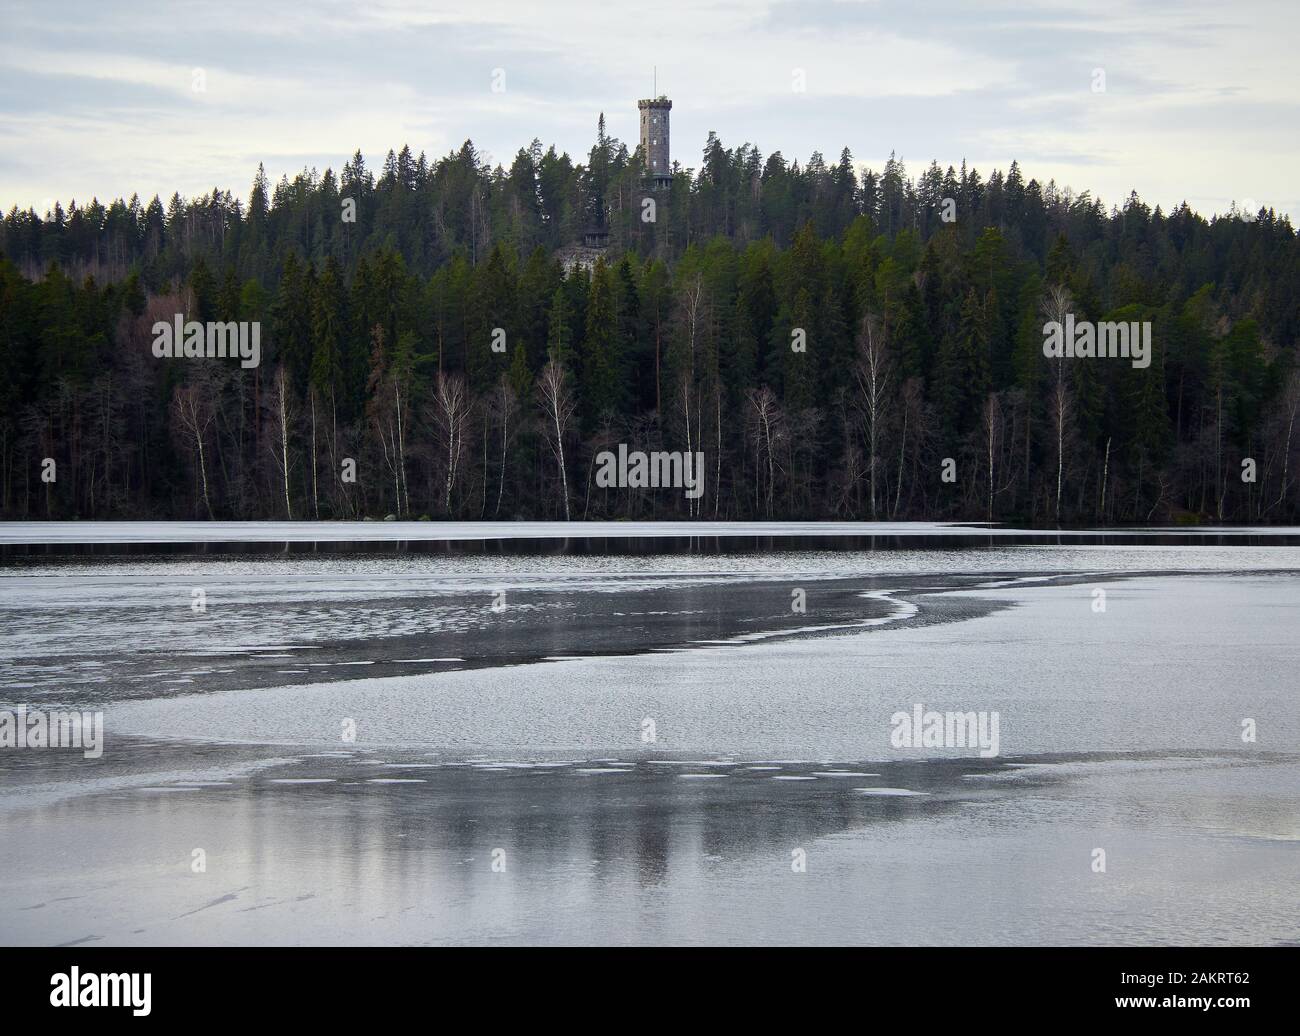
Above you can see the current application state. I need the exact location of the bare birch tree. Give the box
[894,377,925,518]
[537,359,576,520]
[431,371,472,516]
[307,385,321,519]
[265,364,295,519]
[365,326,413,517]
[1048,378,1073,523]
[747,386,785,518]
[488,375,519,518]
[677,274,704,518]
[854,313,891,519]
[1041,284,1074,522]
[980,391,1015,521]
[1268,369,1300,515]
[171,380,216,519]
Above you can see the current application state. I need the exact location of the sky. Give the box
[1,0,1296,221]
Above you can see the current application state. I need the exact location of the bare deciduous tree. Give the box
[431,371,472,516]
[1270,370,1300,514]
[265,364,296,519]
[537,359,576,520]
[365,326,413,517]
[171,378,217,518]
[747,386,786,518]
[894,377,925,519]
[1040,284,1074,522]
[981,391,1016,521]
[487,375,519,518]
[854,313,891,519]
[1048,378,1073,523]
[676,273,705,518]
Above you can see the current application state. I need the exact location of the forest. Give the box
[1,116,1298,524]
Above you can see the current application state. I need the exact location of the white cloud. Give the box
[0,0,1295,220]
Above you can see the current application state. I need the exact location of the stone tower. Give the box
[638,96,672,189]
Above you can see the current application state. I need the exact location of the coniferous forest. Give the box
[2,121,1298,524]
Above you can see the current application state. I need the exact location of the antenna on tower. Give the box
[654,66,657,96]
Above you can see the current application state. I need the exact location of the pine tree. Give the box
[579,258,621,426]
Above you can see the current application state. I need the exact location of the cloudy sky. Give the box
[1,0,1295,220]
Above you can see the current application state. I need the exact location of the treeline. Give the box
[1,122,1298,524]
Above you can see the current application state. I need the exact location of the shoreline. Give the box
[5,519,1300,547]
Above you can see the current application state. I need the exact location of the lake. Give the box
[1,523,1297,945]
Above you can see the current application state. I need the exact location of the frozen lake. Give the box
[1,528,1297,944]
